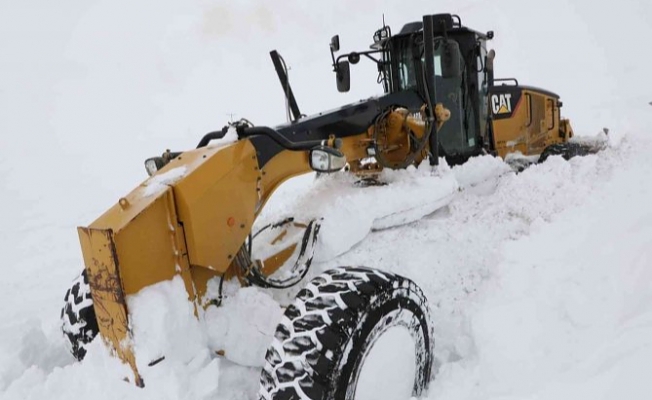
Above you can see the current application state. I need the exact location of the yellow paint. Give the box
[492,89,572,159]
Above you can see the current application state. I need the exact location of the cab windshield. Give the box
[395,39,445,91]
[393,37,474,156]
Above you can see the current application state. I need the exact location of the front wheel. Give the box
[61,269,98,361]
[259,266,434,400]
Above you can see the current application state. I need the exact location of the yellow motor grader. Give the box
[61,13,590,400]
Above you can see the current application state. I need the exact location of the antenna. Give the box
[382,13,386,27]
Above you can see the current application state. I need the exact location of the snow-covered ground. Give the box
[2,1,652,399]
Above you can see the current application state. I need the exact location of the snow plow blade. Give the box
[77,227,144,386]
[77,183,195,386]
[75,139,314,384]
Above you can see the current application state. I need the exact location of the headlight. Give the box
[309,146,346,173]
[144,157,165,176]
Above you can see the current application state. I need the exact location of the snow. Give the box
[213,127,240,147]
[203,286,283,368]
[127,277,208,370]
[256,165,459,262]
[125,276,223,399]
[355,326,416,400]
[425,133,652,400]
[142,166,188,197]
[2,1,652,399]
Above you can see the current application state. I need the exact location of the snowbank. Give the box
[5,130,652,400]
[427,133,652,400]
[3,0,652,399]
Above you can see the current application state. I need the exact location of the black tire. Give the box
[538,142,592,163]
[505,157,535,173]
[259,266,434,400]
[61,269,98,361]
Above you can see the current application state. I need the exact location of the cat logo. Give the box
[491,93,513,115]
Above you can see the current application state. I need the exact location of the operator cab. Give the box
[331,14,493,165]
[383,15,493,164]
[382,16,492,164]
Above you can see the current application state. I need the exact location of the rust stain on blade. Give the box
[78,227,143,387]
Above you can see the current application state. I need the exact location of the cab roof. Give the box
[397,15,489,40]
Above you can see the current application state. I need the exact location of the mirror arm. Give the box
[335,49,383,64]
[362,53,379,63]
[329,34,340,66]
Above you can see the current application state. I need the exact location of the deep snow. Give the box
[2,1,652,399]
[427,134,652,400]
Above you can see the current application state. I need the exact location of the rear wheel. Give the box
[61,269,98,361]
[259,266,434,400]
[538,142,592,163]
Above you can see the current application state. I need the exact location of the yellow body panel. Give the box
[173,141,260,270]
[492,89,571,159]
[257,148,312,214]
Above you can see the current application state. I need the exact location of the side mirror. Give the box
[335,61,351,92]
[330,35,340,52]
[441,40,461,79]
[309,146,347,173]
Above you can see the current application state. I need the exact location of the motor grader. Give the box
[61,13,585,400]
